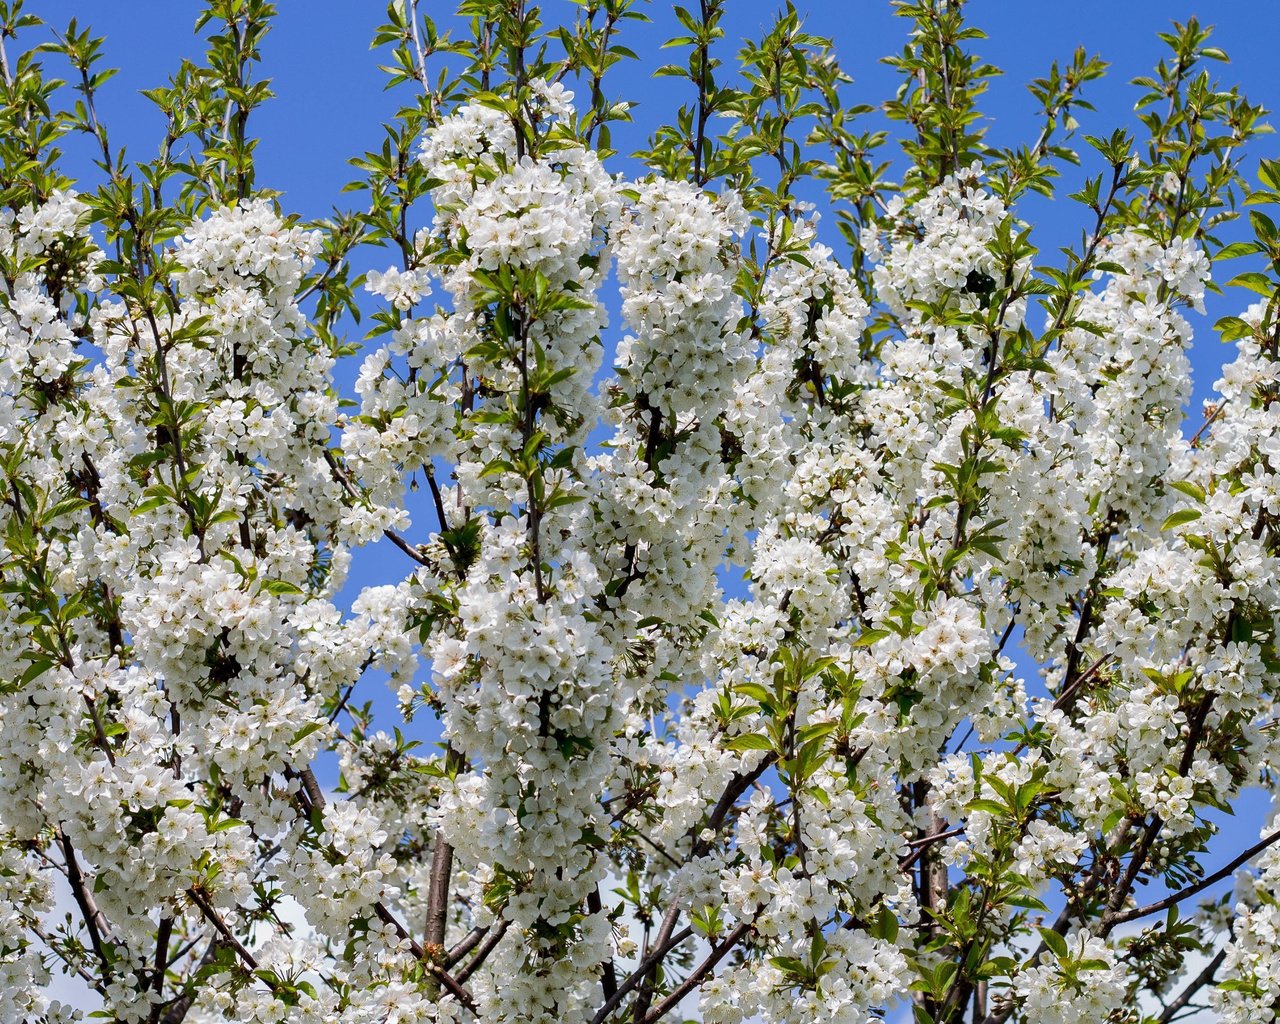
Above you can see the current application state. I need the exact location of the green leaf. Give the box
[1169,480,1206,502]
[1215,240,1261,260]
[290,721,326,746]
[132,496,171,516]
[260,579,305,596]
[1038,927,1069,960]
[1215,315,1254,342]
[726,733,774,752]
[479,459,515,479]
[1161,508,1202,530]
[769,955,807,976]
[853,628,890,648]
[1226,271,1274,297]
[734,682,772,704]
[45,497,90,522]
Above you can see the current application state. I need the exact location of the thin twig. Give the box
[1159,945,1227,1024]
[642,921,754,1024]
[186,888,258,972]
[899,826,966,872]
[454,918,510,984]
[587,925,695,1024]
[1106,826,1280,928]
[57,828,113,979]
[444,925,487,969]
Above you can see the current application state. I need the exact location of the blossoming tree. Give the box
[4,0,1280,1021]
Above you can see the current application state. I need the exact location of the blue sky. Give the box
[35,0,1280,935]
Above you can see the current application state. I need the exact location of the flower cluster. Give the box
[5,8,1280,1024]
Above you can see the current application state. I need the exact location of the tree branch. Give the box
[642,921,754,1024]
[1159,944,1227,1024]
[588,925,695,1024]
[1106,826,1280,928]
[57,828,113,980]
[185,887,257,972]
[454,918,510,984]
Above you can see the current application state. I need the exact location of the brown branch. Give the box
[454,918,510,984]
[625,755,776,1023]
[587,925,695,1024]
[83,696,117,767]
[374,902,426,959]
[641,921,754,1024]
[1106,826,1280,928]
[185,888,257,972]
[425,746,463,960]
[982,684,1224,1024]
[1102,690,1217,929]
[632,827,682,869]
[30,921,107,994]
[148,916,174,1024]
[323,449,430,566]
[291,766,429,960]
[1051,653,1114,713]
[57,828,113,979]
[589,885,619,1001]
[427,959,478,1015]
[631,903,682,1024]
[444,925,488,969]
[1189,400,1227,449]
[297,766,327,811]
[695,755,778,856]
[899,826,966,872]
[383,525,433,567]
[423,832,454,957]
[1159,945,1227,1024]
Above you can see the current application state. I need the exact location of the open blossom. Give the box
[366,266,432,310]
